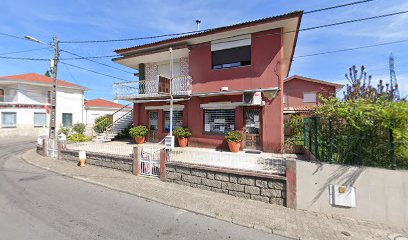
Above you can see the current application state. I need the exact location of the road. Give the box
[0,138,288,240]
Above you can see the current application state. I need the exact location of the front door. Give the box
[245,108,261,150]
[148,111,159,142]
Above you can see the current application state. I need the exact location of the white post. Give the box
[169,47,173,137]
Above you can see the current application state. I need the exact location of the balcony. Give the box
[0,95,18,103]
[114,75,192,100]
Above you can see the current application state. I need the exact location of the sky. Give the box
[0,0,407,101]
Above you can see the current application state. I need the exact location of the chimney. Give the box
[196,19,201,31]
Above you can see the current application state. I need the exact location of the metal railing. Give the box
[140,148,161,177]
[113,75,192,100]
[0,95,18,103]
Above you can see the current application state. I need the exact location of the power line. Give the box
[293,39,408,59]
[60,49,134,74]
[0,47,50,56]
[0,32,25,40]
[0,56,49,61]
[304,0,374,14]
[60,61,131,82]
[59,0,374,44]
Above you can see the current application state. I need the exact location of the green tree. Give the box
[44,70,51,77]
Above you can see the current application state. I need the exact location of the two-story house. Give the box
[112,11,303,152]
[0,73,87,137]
[283,75,344,114]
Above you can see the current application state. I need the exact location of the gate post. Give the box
[159,149,168,181]
[286,158,297,209]
[133,146,141,176]
[42,138,49,157]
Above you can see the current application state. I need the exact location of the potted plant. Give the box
[173,127,192,147]
[129,125,148,144]
[225,131,243,153]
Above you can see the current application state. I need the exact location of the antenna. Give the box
[196,19,201,31]
[389,53,400,101]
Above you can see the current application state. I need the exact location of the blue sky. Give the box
[0,0,407,100]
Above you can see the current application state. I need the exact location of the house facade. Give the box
[283,75,344,114]
[84,98,131,126]
[0,73,87,137]
[113,11,303,152]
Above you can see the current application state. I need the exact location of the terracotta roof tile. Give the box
[284,75,344,89]
[85,98,130,109]
[0,73,87,90]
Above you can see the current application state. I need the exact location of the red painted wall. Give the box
[283,78,336,109]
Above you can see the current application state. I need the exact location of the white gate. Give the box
[140,148,161,177]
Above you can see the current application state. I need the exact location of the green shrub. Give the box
[225,131,243,143]
[129,125,148,138]
[72,123,86,134]
[93,116,112,134]
[58,127,71,136]
[173,127,192,138]
[67,133,91,143]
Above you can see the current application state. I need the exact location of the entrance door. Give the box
[245,108,261,150]
[148,111,159,142]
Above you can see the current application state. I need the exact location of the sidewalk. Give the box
[22,149,407,240]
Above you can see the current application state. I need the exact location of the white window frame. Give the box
[62,113,73,127]
[2,112,17,128]
[303,92,317,103]
[34,112,47,128]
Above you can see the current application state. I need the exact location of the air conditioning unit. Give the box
[220,86,229,92]
[243,92,262,105]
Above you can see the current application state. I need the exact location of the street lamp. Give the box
[24,35,60,155]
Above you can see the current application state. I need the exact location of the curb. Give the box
[21,149,298,240]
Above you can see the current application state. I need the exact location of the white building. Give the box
[0,73,87,137]
[84,98,131,126]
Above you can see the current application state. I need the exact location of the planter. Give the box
[135,136,145,144]
[178,137,188,147]
[228,141,241,153]
[79,159,86,167]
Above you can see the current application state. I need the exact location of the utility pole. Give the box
[169,47,174,137]
[49,36,59,140]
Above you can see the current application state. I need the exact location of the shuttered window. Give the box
[204,109,235,134]
[2,112,16,128]
[34,113,47,127]
[303,92,317,103]
[211,46,251,70]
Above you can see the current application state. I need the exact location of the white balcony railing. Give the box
[114,75,192,100]
[0,95,18,103]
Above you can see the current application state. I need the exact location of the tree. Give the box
[44,70,51,77]
[344,65,400,101]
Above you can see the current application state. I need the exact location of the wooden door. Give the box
[244,108,261,150]
[148,111,159,142]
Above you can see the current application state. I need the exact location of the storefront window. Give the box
[164,111,183,132]
[204,109,235,134]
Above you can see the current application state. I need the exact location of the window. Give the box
[34,113,47,127]
[164,111,183,132]
[303,92,317,103]
[2,112,16,128]
[0,89,4,102]
[204,109,235,134]
[283,93,287,104]
[62,113,73,127]
[212,46,251,70]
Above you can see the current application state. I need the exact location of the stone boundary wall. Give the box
[165,162,287,206]
[60,149,133,172]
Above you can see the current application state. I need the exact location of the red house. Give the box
[113,11,303,152]
[283,75,344,114]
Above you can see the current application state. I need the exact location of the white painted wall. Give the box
[85,107,129,126]
[296,160,408,229]
[0,83,85,137]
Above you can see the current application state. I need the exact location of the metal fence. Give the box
[304,117,407,169]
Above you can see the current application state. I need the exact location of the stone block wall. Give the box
[60,149,133,172]
[166,162,287,206]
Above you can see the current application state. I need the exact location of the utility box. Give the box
[165,136,175,150]
[329,185,356,208]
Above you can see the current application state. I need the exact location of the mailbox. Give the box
[329,184,356,208]
[165,136,175,150]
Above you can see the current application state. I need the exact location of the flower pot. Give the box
[228,141,241,153]
[135,136,145,144]
[79,159,86,167]
[178,137,188,147]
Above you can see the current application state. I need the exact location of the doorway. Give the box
[244,108,261,150]
[148,111,159,142]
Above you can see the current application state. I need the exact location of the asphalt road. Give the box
[0,137,288,240]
